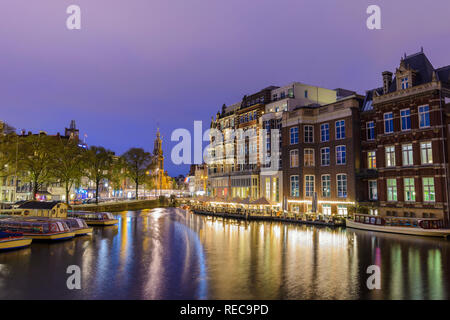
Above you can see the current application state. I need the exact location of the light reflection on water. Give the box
[0,208,448,299]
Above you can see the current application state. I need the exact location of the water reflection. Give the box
[0,208,448,299]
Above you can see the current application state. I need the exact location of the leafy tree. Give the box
[122,148,154,200]
[0,122,16,135]
[0,133,18,179]
[16,134,55,200]
[51,138,85,204]
[84,146,114,204]
[109,156,126,198]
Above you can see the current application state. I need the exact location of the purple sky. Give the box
[1,0,449,176]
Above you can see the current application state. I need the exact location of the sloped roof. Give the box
[437,65,450,83]
[388,52,435,93]
[18,201,62,210]
[362,88,383,112]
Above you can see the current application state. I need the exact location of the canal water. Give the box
[0,208,448,299]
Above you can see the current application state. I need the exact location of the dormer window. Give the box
[401,77,409,89]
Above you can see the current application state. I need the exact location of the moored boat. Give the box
[346,214,450,237]
[62,218,93,235]
[0,218,75,241]
[0,231,32,251]
[10,216,93,236]
[68,211,118,226]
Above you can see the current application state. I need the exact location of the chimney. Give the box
[382,71,393,94]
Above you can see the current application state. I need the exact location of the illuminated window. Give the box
[288,88,294,98]
[304,149,315,166]
[290,175,299,197]
[402,144,413,166]
[290,149,299,168]
[404,178,415,202]
[304,175,315,197]
[265,178,270,200]
[385,146,396,167]
[420,141,433,164]
[322,204,331,215]
[368,151,376,169]
[423,177,435,202]
[337,205,348,216]
[369,180,377,200]
[321,175,331,198]
[337,174,347,198]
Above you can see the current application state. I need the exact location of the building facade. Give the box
[359,50,450,225]
[282,94,363,216]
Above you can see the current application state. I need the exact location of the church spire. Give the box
[154,128,163,157]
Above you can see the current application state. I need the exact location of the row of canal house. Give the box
[208,50,450,224]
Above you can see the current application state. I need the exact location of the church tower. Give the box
[65,120,79,140]
[153,128,167,191]
[153,128,164,171]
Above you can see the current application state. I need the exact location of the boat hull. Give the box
[0,238,32,250]
[21,232,75,241]
[73,227,94,235]
[346,219,450,237]
[85,219,118,226]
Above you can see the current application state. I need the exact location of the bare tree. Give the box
[122,148,154,200]
[51,138,85,204]
[84,146,114,204]
[16,134,55,200]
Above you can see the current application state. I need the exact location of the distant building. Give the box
[153,129,172,193]
[208,82,346,203]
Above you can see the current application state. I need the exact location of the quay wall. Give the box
[72,199,168,212]
[190,209,345,227]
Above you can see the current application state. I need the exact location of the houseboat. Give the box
[346,214,450,238]
[18,201,69,218]
[0,231,32,251]
[0,217,75,241]
[68,211,119,226]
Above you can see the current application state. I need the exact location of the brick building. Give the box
[282,94,363,216]
[359,50,450,225]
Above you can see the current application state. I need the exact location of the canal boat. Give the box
[0,231,32,251]
[63,218,93,235]
[346,214,450,238]
[11,216,93,236]
[0,217,75,240]
[68,211,119,226]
